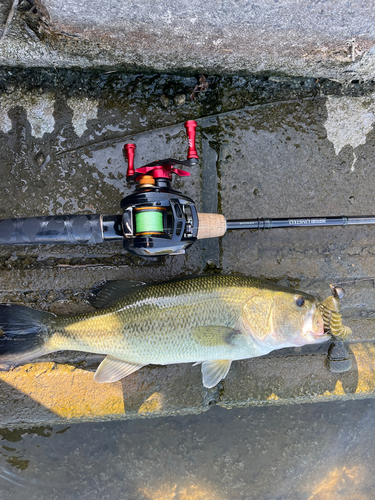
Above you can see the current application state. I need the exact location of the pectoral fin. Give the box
[94,355,145,383]
[201,359,232,388]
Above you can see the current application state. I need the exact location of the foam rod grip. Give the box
[0,214,104,245]
[196,213,227,239]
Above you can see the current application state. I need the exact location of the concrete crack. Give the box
[0,0,19,42]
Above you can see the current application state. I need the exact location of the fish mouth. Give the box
[302,329,331,344]
[309,331,331,342]
[302,307,330,343]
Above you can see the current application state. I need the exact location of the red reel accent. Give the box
[124,143,136,178]
[184,120,198,159]
[124,120,198,183]
[135,165,190,181]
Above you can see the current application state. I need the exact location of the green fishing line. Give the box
[135,208,164,233]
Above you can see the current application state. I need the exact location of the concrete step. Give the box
[0,0,375,81]
[1,340,374,428]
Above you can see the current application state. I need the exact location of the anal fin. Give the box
[201,359,232,388]
[94,355,145,383]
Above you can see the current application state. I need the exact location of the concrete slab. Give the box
[0,360,208,428]
[0,1,375,80]
[1,340,375,429]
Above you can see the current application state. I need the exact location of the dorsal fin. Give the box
[91,280,146,309]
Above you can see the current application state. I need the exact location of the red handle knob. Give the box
[184,120,199,159]
[124,143,136,177]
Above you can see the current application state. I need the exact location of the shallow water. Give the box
[1,399,375,500]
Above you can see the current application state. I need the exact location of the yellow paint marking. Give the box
[323,380,345,397]
[352,343,375,394]
[2,342,375,425]
[267,392,279,401]
[138,392,165,414]
[0,362,125,419]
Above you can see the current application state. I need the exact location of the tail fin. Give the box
[0,305,55,365]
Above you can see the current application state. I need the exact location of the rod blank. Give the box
[226,216,375,231]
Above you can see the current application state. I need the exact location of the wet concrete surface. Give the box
[1,71,375,336]
[1,72,375,373]
[3,340,375,429]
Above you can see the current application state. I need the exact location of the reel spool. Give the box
[133,207,166,236]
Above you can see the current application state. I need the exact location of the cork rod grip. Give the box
[196,213,227,239]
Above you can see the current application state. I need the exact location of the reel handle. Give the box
[184,120,199,159]
[124,143,136,178]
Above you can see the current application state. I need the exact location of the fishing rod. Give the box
[1,119,375,257]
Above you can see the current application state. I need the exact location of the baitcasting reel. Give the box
[120,120,225,256]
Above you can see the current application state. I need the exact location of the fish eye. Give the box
[295,295,305,307]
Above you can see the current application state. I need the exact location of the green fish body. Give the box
[0,275,328,388]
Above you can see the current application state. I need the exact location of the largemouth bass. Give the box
[0,275,329,388]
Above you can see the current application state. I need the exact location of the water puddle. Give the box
[1,401,375,499]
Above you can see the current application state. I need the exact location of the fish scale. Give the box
[50,277,247,363]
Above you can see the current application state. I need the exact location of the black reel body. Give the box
[121,185,198,257]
